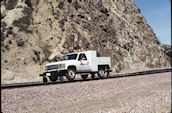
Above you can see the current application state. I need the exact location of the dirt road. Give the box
[2,72,171,113]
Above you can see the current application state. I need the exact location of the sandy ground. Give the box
[1,72,171,113]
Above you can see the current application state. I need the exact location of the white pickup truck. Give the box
[40,50,111,82]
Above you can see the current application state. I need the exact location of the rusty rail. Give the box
[1,68,171,89]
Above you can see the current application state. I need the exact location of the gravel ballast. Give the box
[2,72,171,113]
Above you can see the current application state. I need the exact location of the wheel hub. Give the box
[69,70,75,78]
[100,70,104,75]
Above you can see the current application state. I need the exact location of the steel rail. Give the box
[1,68,171,89]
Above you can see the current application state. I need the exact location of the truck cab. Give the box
[40,50,111,82]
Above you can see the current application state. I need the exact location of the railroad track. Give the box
[1,68,171,89]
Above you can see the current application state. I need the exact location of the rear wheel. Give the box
[98,69,105,79]
[59,76,64,82]
[49,75,58,82]
[107,71,110,78]
[81,74,88,80]
[66,68,76,81]
[91,73,95,79]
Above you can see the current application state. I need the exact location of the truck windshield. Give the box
[60,54,78,61]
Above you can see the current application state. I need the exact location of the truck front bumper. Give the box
[39,70,67,77]
[39,72,46,76]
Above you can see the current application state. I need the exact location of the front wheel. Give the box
[98,69,105,79]
[66,68,76,81]
[43,77,48,83]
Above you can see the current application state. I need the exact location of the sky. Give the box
[133,0,171,45]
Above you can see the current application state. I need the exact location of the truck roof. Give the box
[66,50,96,55]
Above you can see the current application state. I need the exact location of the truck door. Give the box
[77,53,90,72]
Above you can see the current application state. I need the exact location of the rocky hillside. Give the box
[1,0,170,83]
[161,44,171,65]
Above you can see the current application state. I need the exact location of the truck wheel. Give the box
[49,75,58,82]
[107,71,110,78]
[81,74,88,80]
[59,76,64,82]
[91,73,95,79]
[43,77,48,83]
[66,68,76,81]
[98,69,105,79]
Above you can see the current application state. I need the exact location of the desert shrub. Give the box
[68,0,72,3]
[100,8,109,16]
[1,22,7,28]
[16,39,25,47]
[1,32,5,42]
[33,50,40,60]
[13,15,32,33]
[32,50,40,63]
[7,27,13,35]
[4,44,9,50]
[25,0,32,7]
[1,22,7,42]
[74,45,80,50]
[41,45,52,61]
[13,7,32,33]
[22,7,32,16]
[8,40,12,44]
[4,60,8,63]
[51,7,60,20]
[59,18,67,31]
[19,15,31,25]
[59,19,64,28]
[58,0,64,9]
[74,1,80,10]
[5,0,17,10]
[13,20,20,26]
[78,14,85,18]
[84,43,89,49]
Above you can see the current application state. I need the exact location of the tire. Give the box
[98,69,105,79]
[107,71,110,78]
[81,74,88,80]
[43,77,48,83]
[59,76,64,82]
[66,68,76,81]
[49,75,58,82]
[91,73,95,79]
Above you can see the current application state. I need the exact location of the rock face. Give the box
[1,0,170,83]
[161,44,171,65]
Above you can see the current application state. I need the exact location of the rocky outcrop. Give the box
[161,44,171,65]
[1,0,170,83]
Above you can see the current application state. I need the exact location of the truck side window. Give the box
[78,53,87,60]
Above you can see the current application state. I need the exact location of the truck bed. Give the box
[97,57,111,65]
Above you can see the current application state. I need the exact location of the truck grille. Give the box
[46,65,58,70]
